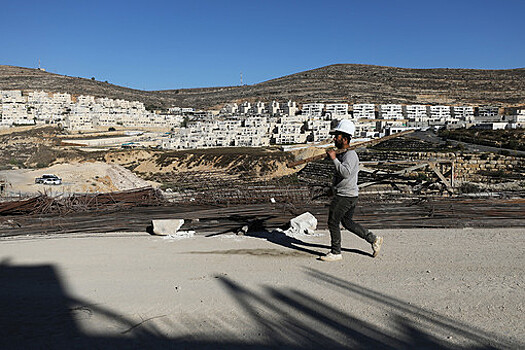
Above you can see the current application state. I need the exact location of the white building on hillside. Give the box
[325,104,349,117]
[251,101,265,115]
[239,101,251,114]
[380,104,404,120]
[282,100,298,116]
[478,106,499,117]
[268,101,280,115]
[302,103,324,117]
[353,104,375,119]
[453,106,475,121]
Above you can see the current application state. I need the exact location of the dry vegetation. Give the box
[2,64,525,109]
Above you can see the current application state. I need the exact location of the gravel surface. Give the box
[1,227,523,348]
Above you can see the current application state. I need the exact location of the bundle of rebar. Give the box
[0,187,164,216]
[1,196,523,238]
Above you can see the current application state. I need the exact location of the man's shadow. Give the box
[231,218,373,258]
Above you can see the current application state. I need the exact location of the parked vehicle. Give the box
[35,174,62,185]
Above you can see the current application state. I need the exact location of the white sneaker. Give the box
[319,252,342,262]
[372,236,383,258]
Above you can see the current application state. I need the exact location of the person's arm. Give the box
[332,151,358,179]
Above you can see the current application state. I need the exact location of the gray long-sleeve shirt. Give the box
[332,149,359,197]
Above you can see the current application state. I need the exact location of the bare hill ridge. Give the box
[1,64,524,109]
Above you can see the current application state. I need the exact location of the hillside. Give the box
[1,64,525,109]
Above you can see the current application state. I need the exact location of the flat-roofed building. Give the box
[251,101,265,115]
[354,119,376,137]
[307,119,332,142]
[453,106,474,121]
[0,90,25,103]
[429,105,451,119]
[478,106,499,117]
[239,101,251,115]
[325,104,349,118]
[268,101,280,115]
[353,104,375,119]
[76,95,95,106]
[302,103,324,117]
[221,103,239,114]
[282,100,298,116]
[53,93,72,104]
[380,104,404,120]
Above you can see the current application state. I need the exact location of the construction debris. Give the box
[151,219,184,236]
[0,187,164,215]
[0,196,524,238]
[281,212,318,239]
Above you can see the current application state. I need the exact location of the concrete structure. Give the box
[239,102,251,115]
[1,90,524,148]
[478,106,499,117]
[353,104,375,119]
[380,104,404,120]
[453,106,475,121]
[301,103,324,117]
[282,100,298,116]
[251,102,265,115]
[306,119,332,142]
[268,101,280,115]
[325,104,349,117]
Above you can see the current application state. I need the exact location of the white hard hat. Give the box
[329,119,355,136]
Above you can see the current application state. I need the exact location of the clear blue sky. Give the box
[1,0,524,90]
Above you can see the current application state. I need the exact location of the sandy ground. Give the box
[0,162,155,197]
[0,227,523,349]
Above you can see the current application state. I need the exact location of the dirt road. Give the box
[0,227,523,348]
[0,162,155,197]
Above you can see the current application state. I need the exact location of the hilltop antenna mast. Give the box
[240,72,243,86]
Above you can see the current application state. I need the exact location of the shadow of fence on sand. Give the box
[0,260,520,349]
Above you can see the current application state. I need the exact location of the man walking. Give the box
[320,119,383,262]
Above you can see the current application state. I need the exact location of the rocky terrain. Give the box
[0,127,523,199]
[1,64,524,109]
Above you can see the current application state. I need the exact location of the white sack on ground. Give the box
[282,212,318,238]
[151,219,184,236]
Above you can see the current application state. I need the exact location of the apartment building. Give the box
[0,90,25,103]
[244,116,270,130]
[301,103,324,117]
[353,104,375,119]
[512,109,525,128]
[325,104,349,117]
[268,101,280,115]
[405,105,428,120]
[380,104,404,120]
[355,119,378,138]
[307,119,332,142]
[239,101,251,115]
[251,101,265,115]
[281,100,298,116]
[429,105,451,118]
[453,106,474,121]
[220,104,238,114]
[27,91,66,125]
[429,105,451,126]
[76,95,95,106]
[477,106,499,117]
[273,119,306,144]
[53,93,72,104]
[0,90,33,126]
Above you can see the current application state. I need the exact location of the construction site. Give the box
[1,126,524,236]
[1,128,524,348]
